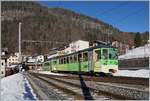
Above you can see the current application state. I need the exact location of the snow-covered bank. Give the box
[119,44,150,60]
[115,69,149,78]
[1,73,37,101]
[34,70,66,76]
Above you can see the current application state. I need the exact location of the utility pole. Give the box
[19,22,22,63]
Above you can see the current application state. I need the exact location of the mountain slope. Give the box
[2,1,134,55]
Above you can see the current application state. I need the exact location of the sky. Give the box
[39,1,149,33]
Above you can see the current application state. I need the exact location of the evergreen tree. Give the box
[141,31,149,45]
[134,32,142,47]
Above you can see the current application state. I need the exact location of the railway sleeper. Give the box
[33,75,86,100]
[29,72,149,100]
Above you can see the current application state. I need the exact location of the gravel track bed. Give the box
[38,75,113,100]
[30,71,149,86]
[26,73,72,100]
[29,72,149,100]
[48,76,149,100]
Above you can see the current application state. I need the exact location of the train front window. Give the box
[95,50,101,61]
[83,52,88,61]
[109,48,118,59]
[102,49,108,59]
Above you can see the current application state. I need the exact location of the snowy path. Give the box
[115,69,149,78]
[1,72,37,101]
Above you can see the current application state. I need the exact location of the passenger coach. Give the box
[43,45,118,75]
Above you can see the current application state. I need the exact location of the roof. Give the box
[92,40,108,45]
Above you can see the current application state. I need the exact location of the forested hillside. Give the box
[2,1,140,55]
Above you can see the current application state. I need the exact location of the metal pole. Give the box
[36,58,37,71]
[0,0,1,79]
[19,22,22,63]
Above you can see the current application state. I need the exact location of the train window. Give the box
[102,49,108,59]
[53,60,57,64]
[95,50,101,61]
[67,57,69,63]
[78,53,82,61]
[109,48,118,59]
[61,58,63,64]
[64,58,66,64]
[44,62,50,66]
[60,58,63,64]
[59,59,61,64]
[74,55,77,62]
[83,52,88,61]
[70,56,73,63]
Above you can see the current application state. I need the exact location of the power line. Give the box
[99,2,129,16]
[113,5,148,26]
[22,40,67,44]
[97,2,129,43]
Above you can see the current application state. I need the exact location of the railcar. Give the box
[43,45,118,75]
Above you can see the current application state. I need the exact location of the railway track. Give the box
[27,73,111,100]
[29,71,149,86]
[27,71,149,100]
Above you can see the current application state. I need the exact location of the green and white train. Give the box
[43,45,118,75]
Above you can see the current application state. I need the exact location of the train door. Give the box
[78,52,88,72]
[101,48,109,65]
[51,59,57,71]
[78,53,82,72]
[82,52,88,72]
[88,51,93,72]
[93,49,101,72]
[49,61,52,72]
[100,48,109,73]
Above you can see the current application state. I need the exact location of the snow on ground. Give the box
[1,73,37,101]
[114,69,149,78]
[119,44,150,60]
[34,70,66,76]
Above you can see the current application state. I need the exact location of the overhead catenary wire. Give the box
[99,2,129,17]
[113,5,148,26]
[22,40,67,44]
[96,2,129,44]
[100,4,148,44]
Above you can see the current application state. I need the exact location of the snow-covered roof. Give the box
[119,44,150,60]
[27,58,36,63]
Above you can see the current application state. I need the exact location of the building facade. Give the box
[112,41,130,55]
[0,59,6,77]
[37,55,44,63]
[59,40,89,55]
[7,52,19,66]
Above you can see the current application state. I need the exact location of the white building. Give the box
[27,55,44,63]
[7,52,19,66]
[37,55,44,63]
[47,40,89,58]
[27,57,36,63]
[0,59,6,77]
[60,40,89,54]
[70,40,89,52]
